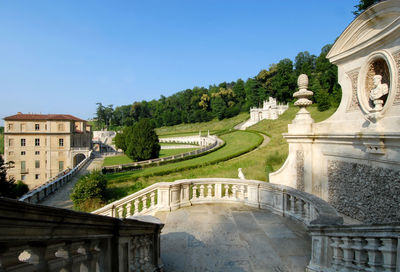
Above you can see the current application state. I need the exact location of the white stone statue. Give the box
[238,168,245,180]
[369,75,388,111]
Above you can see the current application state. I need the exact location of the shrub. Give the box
[12,180,29,198]
[71,170,107,210]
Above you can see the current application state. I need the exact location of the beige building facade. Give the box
[3,113,92,189]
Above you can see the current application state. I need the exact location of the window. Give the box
[21,175,26,181]
[21,161,26,171]
[20,139,25,146]
[35,124,40,131]
[8,151,14,156]
[59,161,64,172]
[21,151,26,155]
[35,174,40,180]
[58,123,64,131]
[20,123,26,131]
[35,138,40,146]
[35,151,40,155]
[59,138,64,147]
[9,138,14,146]
[35,160,40,169]
[7,123,13,131]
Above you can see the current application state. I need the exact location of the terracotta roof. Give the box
[4,113,86,122]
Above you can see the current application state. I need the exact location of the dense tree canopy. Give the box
[94,43,343,130]
[116,119,161,161]
[0,155,28,198]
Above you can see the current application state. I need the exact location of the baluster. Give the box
[297,199,304,217]
[134,199,140,214]
[364,238,382,271]
[55,245,73,272]
[232,185,237,199]
[118,206,124,218]
[304,202,310,222]
[331,237,344,270]
[142,195,148,212]
[290,195,296,214]
[126,202,132,217]
[199,185,205,198]
[18,245,48,271]
[239,185,245,200]
[192,185,198,199]
[150,191,156,208]
[224,184,229,198]
[379,238,397,272]
[352,237,367,271]
[340,237,355,271]
[207,184,213,198]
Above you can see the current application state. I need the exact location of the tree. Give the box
[353,0,381,16]
[0,155,28,198]
[124,119,160,161]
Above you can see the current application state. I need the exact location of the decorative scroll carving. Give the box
[393,50,400,104]
[296,150,304,191]
[346,69,360,111]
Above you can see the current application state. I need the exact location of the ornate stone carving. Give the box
[393,50,400,104]
[346,69,360,111]
[292,74,314,125]
[365,59,390,110]
[328,160,400,223]
[296,150,304,191]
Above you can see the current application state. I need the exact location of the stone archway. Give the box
[73,153,86,167]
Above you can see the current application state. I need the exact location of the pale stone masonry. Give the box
[3,113,92,189]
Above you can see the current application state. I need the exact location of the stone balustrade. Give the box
[92,178,343,227]
[159,134,217,147]
[19,151,92,204]
[102,137,223,174]
[307,224,400,272]
[0,197,163,272]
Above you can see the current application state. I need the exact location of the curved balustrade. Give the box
[19,151,92,204]
[307,224,400,272]
[93,178,342,227]
[0,197,163,272]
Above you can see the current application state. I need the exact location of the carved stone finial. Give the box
[291,74,314,126]
[294,74,313,109]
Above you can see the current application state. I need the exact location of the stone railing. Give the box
[0,197,163,272]
[19,151,92,204]
[159,134,216,147]
[93,178,342,227]
[307,224,400,272]
[102,137,223,174]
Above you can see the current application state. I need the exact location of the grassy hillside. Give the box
[103,148,199,166]
[105,130,263,201]
[156,112,249,136]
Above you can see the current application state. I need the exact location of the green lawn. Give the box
[156,112,249,136]
[105,130,263,201]
[103,148,199,166]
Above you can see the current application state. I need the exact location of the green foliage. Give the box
[71,170,107,210]
[315,89,331,111]
[353,0,381,16]
[123,119,160,161]
[0,155,28,198]
[94,43,341,128]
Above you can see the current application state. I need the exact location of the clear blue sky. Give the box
[0,0,358,124]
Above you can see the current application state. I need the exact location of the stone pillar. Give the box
[157,185,171,211]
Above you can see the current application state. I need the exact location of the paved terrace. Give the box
[156,203,311,272]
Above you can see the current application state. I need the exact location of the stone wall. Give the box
[328,160,400,223]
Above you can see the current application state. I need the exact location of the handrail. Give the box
[19,151,93,204]
[93,178,343,227]
[0,197,163,271]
